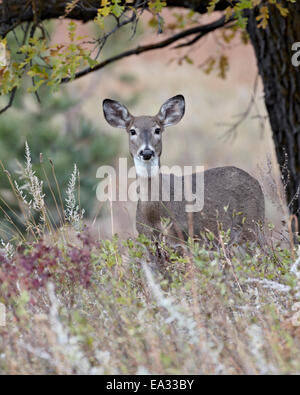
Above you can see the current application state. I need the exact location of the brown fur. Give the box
[136,167,265,244]
[103,95,265,244]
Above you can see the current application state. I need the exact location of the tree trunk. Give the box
[247,3,300,226]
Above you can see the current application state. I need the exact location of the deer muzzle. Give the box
[139,148,155,161]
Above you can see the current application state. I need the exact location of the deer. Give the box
[102,95,265,245]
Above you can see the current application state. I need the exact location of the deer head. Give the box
[103,95,185,176]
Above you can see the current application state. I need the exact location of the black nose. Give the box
[140,149,154,161]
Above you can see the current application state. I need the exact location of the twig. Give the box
[219,231,244,294]
[62,16,230,83]
[92,11,137,62]
[0,88,17,115]
[218,73,267,141]
[174,16,234,49]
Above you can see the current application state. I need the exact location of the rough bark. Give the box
[247,3,300,223]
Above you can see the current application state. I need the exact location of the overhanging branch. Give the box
[62,15,231,83]
[0,1,233,37]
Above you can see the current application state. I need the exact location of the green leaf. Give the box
[207,0,220,14]
[111,0,125,17]
[149,0,167,13]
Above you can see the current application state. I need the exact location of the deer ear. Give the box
[157,95,185,127]
[103,99,132,128]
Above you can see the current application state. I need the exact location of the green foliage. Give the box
[0,87,120,236]
[0,26,121,238]
[207,0,221,14]
[64,0,82,17]
[221,0,294,29]
[0,0,295,99]
[148,0,167,13]
[1,227,300,374]
[0,1,167,97]
[1,21,98,96]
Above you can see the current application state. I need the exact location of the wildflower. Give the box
[15,142,45,212]
[65,164,85,230]
[0,239,14,260]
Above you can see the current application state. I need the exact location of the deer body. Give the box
[136,167,264,243]
[103,95,265,244]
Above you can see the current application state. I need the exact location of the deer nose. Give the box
[140,149,154,161]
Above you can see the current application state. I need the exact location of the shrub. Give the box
[1,226,300,374]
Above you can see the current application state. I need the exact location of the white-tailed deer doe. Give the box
[103,95,265,244]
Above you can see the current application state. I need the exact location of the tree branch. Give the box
[218,73,266,141]
[0,1,234,37]
[62,15,230,83]
[0,88,17,115]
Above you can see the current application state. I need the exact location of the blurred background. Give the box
[0,10,288,241]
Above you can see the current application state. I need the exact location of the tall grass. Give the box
[0,144,300,374]
[0,143,84,244]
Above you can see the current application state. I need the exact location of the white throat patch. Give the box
[134,156,160,178]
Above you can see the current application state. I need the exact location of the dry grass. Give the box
[0,139,300,376]
[1,226,300,375]
[0,14,298,375]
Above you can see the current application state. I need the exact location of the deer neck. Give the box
[134,156,160,178]
[134,156,161,203]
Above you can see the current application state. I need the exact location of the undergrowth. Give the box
[1,144,300,375]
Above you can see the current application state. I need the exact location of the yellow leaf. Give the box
[256,6,269,29]
[276,3,289,17]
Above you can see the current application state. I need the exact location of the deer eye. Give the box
[130,129,136,136]
[154,128,161,135]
